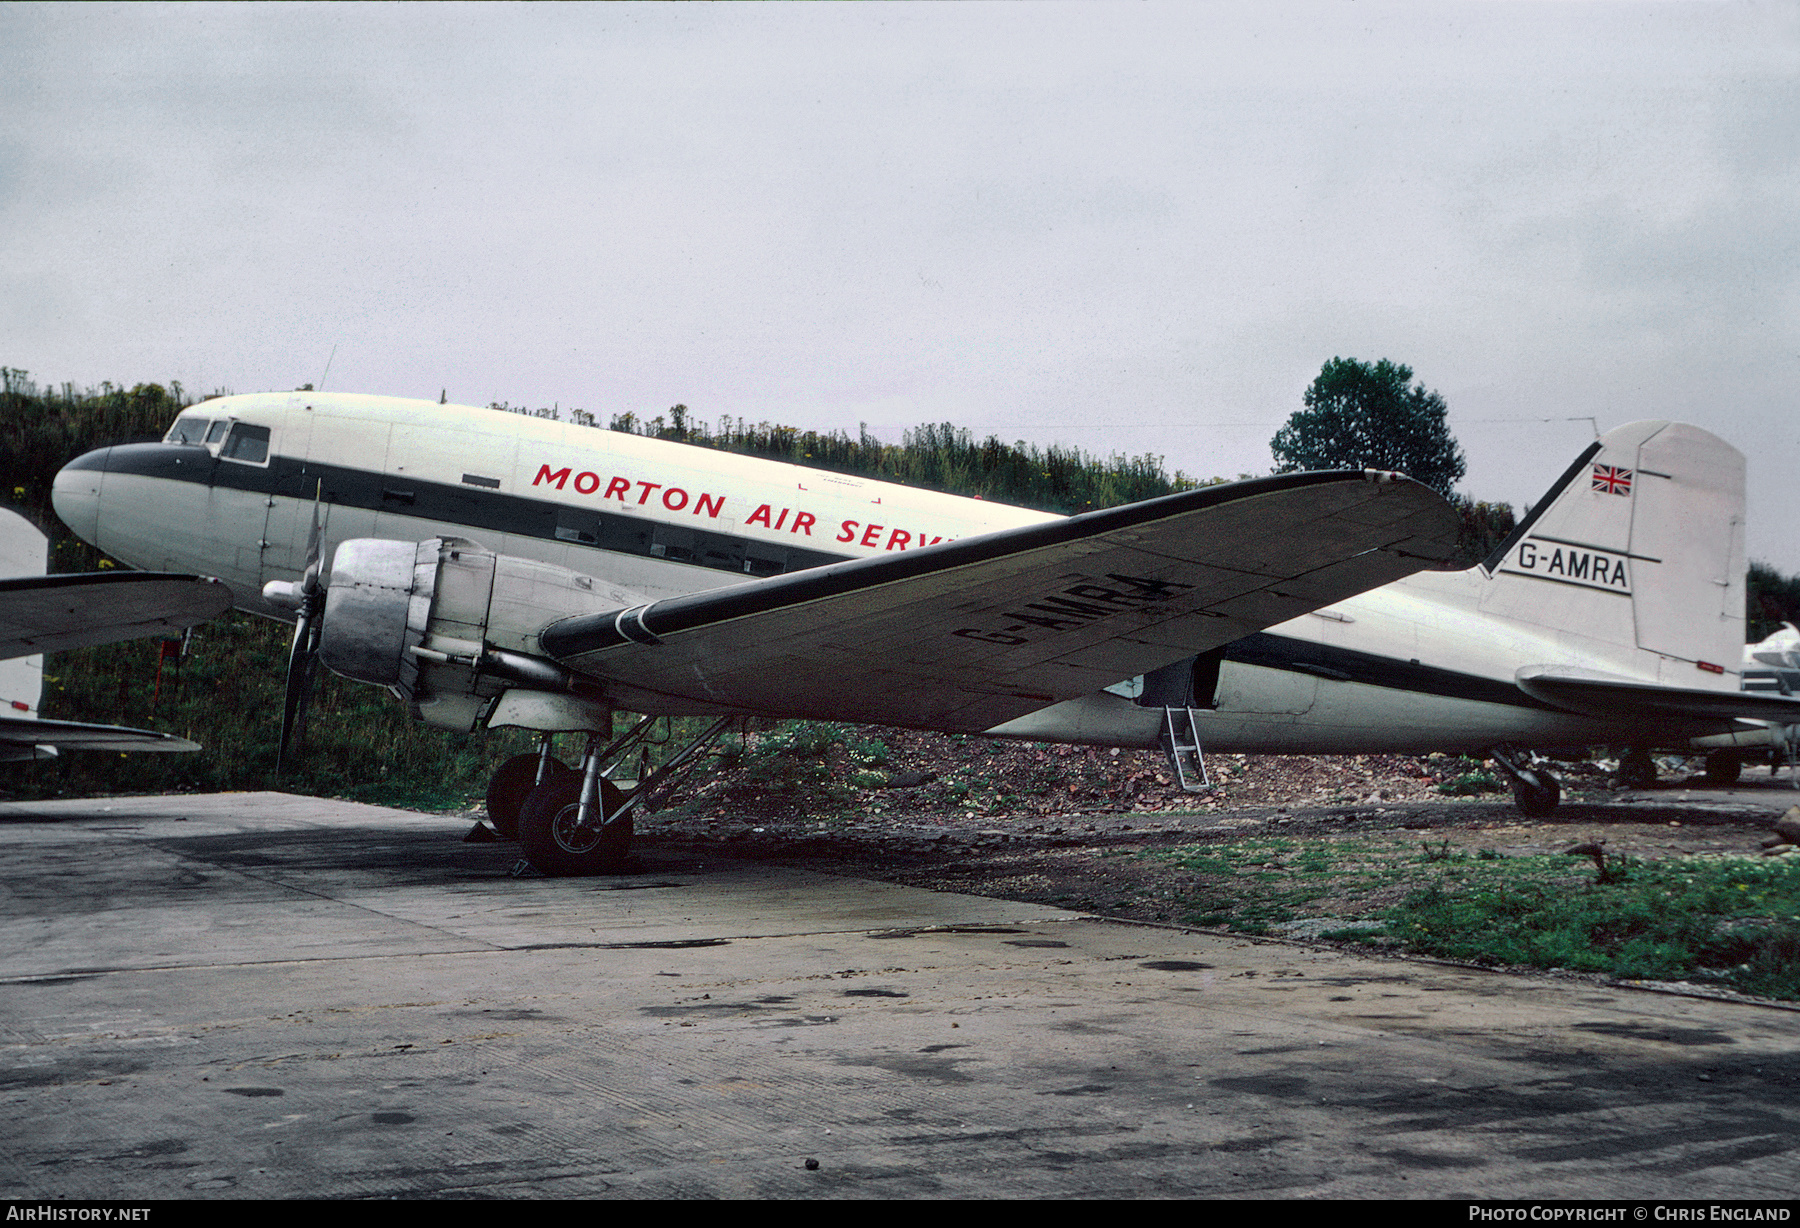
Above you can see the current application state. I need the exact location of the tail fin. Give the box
[1477,420,1745,687]
[0,509,48,750]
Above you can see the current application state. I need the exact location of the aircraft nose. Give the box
[52,446,111,546]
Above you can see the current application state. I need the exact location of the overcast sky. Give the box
[6,2,1797,570]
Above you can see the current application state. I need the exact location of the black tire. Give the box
[1617,748,1657,789]
[1703,749,1743,786]
[518,773,632,876]
[485,754,571,840]
[1511,771,1561,818]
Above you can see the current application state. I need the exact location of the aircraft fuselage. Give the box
[53,393,1746,757]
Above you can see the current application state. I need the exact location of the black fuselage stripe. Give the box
[1221,632,1560,712]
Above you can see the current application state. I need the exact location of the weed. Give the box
[1152,834,1800,999]
[736,721,891,803]
[1382,857,1800,998]
[1437,771,1502,796]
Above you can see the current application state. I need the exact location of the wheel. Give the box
[1511,770,1561,817]
[1703,749,1743,786]
[518,773,632,876]
[1617,747,1657,789]
[485,753,572,840]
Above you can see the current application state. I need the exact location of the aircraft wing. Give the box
[0,715,200,760]
[0,573,231,659]
[1516,666,1800,725]
[539,470,1459,731]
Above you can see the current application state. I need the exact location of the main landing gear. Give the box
[519,772,631,877]
[1490,746,1562,818]
[493,715,738,876]
[485,734,575,839]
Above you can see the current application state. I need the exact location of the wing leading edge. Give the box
[0,572,232,659]
[538,469,1460,730]
[0,716,201,761]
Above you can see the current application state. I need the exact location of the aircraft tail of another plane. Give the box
[0,509,48,760]
[1476,420,1746,688]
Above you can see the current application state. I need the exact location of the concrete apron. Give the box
[1,793,1796,1200]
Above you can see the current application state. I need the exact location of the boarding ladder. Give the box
[1162,707,1210,792]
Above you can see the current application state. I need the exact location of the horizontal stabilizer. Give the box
[0,573,231,659]
[1516,665,1800,725]
[0,715,200,756]
[540,470,1459,730]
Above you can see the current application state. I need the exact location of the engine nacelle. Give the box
[318,537,639,731]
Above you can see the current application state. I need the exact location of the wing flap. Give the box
[539,470,1458,730]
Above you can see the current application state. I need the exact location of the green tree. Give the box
[1748,560,1800,643]
[1271,357,1466,496]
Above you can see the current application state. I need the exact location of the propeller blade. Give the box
[275,480,327,778]
[301,479,324,593]
[274,602,317,777]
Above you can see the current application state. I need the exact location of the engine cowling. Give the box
[318,537,639,731]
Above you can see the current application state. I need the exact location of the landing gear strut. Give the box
[516,715,738,876]
[1490,746,1562,818]
[485,733,573,839]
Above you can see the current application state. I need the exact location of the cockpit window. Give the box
[205,420,231,445]
[219,423,271,465]
[165,416,211,445]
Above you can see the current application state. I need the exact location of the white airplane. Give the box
[1,507,229,761]
[49,393,1800,872]
[1743,622,1800,690]
[1682,622,1800,786]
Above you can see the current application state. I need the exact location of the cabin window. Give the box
[650,525,705,565]
[165,416,211,445]
[219,423,271,465]
[701,543,746,572]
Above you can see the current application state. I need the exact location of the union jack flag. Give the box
[1592,464,1633,496]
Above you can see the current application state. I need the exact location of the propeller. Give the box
[270,485,326,777]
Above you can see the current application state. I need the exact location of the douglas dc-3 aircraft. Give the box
[50,393,1800,873]
[1,506,228,761]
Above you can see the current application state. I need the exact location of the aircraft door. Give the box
[258,408,316,585]
[193,419,284,594]
[1137,650,1225,709]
